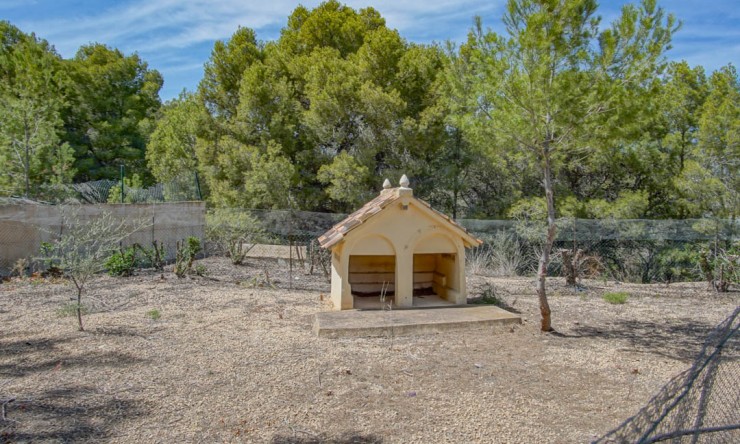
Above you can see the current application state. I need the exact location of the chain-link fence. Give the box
[2,201,738,290]
[0,202,204,275]
[0,173,202,204]
[462,218,739,287]
[595,306,740,443]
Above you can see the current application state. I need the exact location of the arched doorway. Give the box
[412,233,460,306]
[347,234,396,309]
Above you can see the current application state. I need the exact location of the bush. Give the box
[174,236,201,277]
[603,292,629,304]
[490,231,526,276]
[38,241,62,276]
[106,247,137,276]
[205,209,266,265]
[466,245,492,276]
[469,283,503,306]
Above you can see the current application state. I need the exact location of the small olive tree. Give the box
[43,207,149,331]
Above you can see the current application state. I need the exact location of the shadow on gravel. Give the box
[271,432,383,444]
[0,335,75,357]
[0,385,146,443]
[0,348,146,378]
[566,318,715,361]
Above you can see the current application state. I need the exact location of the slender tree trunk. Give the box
[24,118,31,198]
[72,276,84,331]
[537,146,556,332]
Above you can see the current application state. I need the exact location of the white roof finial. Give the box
[399,174,410,188]
[382,178,391,189]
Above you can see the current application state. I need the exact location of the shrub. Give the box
[41,207,149,331]
[558,248,604,285]
[144,240,166,271]
[38,241,62,277]
[205,209,266,265]
[469,283,502,306]
[174,236,201,277]
[466,245,492,276]
[11,258,28,279]
[698,242,739,292]
[603,292,629,304]
[106,247,137,276]
[490,231,526,276]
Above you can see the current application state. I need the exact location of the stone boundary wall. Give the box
[0,202,205,275]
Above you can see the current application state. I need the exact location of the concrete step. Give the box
[314,305,522,338]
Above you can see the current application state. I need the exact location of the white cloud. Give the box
[23,0,508,57]
[12,0,737,99]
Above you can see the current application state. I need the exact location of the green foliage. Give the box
[696,65,740,219]
[141,241,166,271]
[317,151,371,208]
[205,209,266,265]
[656,244,703,282]
[587,191,650,219]
[194,264,208,277]
[105,246,137,277]
[39,241,62,276]
[0,4,735,220]
[602,292,629,305]
[697,241,740,292]
[0,21,75,197]
[146,308,161,320]
[242,142,296,209]
[68,43,162,182]
[146,91,202,182]
[174,236,201,278]
[106,173,144,203]
[200,26,263,120]
[192,2,461,212]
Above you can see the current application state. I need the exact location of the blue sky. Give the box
[2,0,738,101]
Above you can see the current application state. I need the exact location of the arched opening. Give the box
[413,234,459,306]
[348,234,396,309]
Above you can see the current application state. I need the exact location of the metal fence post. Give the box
[120,164,125,204]
[194,172,202,201]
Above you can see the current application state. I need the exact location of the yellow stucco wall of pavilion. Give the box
[327,186,477,310]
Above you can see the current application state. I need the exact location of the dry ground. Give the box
[1,257,738,443]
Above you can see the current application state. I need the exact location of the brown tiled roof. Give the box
[318,188,481,249]
[318,188,401,249]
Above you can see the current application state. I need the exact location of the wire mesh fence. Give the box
[0,202,205,275]
[462,218,739,287]
[1,201,738,291]
[0,173,202,204]
[595,306,740,444]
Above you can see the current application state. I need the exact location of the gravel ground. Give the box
[1,257,738,443]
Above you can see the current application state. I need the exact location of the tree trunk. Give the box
[24,118,31,198]
[537,147,556,332]
[73,279,84,332]
[560,249,577,286]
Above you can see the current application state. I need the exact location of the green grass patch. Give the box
[146,309,161,320]
[602,291,629,304]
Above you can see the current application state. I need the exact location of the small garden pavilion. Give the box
[318,175,482,310]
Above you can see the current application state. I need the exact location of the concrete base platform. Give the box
[314,305,522,338]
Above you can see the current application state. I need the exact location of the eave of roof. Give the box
[317,188,401,249]
[318,188,482,249]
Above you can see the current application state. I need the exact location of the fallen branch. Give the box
[1,398,16,422]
